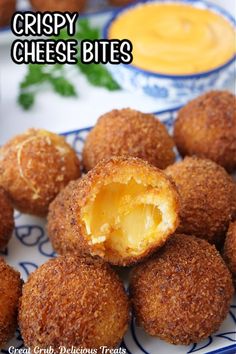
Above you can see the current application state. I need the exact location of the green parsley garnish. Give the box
[18,19,120,110]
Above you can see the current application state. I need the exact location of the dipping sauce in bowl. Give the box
[108,2,235,75]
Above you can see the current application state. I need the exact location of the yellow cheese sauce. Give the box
[108,3,235,75]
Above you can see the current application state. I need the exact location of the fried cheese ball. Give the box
[108,0,136,6]
[165,157,235,245]
[0,129,81,217]
[223,222,236,287]
[19,256,130,351]
[0,188,14,251]
[130,234,234,345]
[174,91,236,171]
[0,258,22,348]
[82,108,175,171]
[232,183,236,221]
[29,0,86,12]
[47,156,180,266]
[0,0,16,27]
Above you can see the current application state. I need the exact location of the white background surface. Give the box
[0,0,235,143]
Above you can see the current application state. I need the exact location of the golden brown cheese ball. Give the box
[174,91,236,172]
[19,256,130,352]
[0,188,14,251]
[165,157,235,245]
[0,0,16,27]
[82,108,175,171]
[47,156,180,266]
[130,234,234,345]
[0,129,81,217]
[0,258,22,348]
[232,183,236,221]
[108,0,136,6]
[29,0,86,12]
[223,222,236,286]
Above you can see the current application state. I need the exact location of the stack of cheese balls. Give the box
[0,90,235,352]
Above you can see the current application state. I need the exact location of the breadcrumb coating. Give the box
[47,156,180,266]
[174,91,236,171]
[0,258,22,348]
[0,0,16,27]
[165,157,235,245]
[82,108,175,171]
[108,0,135,5]
[223,222,236,287]
[19,256,130,352]
[0,129,81,217]
[130,234,233,345]
[29,0,86,11]
[0,188,14,250]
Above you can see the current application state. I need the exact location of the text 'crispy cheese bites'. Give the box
[47,156,180,266]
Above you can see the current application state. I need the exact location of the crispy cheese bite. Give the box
[47,157,180,266]
[108,0,136,5]
[29,0,86,12]
[0,129,81,217]
[165,157,235,245]
[0,188,14,251]
[0,258,22,348]
[19,256,130,351]
[130,234,234,345]
[82,108,175,171]
[0,0,16,27]
[223,222,236,287]
[174,91,236,171]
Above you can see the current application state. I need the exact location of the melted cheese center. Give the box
[81,178,173,257]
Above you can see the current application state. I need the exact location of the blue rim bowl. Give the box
[102,0,236,103]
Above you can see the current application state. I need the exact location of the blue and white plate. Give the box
[1,107,236,354]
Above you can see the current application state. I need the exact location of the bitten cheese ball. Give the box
[223,222,236,287]
[0,129,81,217]
[0,258,22,348]
[19,256,130,351]
[130,234,233,345]
[165,157,235,245]
[0,188,14,251]
[174,91,236,171]
[47,156,180,266]
[82,108,175,171]
[0,0,16,27]
[29,0,86,12]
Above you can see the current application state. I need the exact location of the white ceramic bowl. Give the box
[103,0,236,104]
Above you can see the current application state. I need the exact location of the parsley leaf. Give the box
[49,76,77,97]
[77,61,120,90]
[18,19,120,110]
[18,92,35,110]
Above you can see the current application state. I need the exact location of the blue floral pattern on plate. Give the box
[1,108,236,354]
